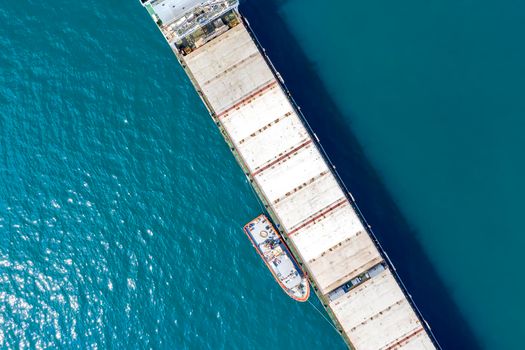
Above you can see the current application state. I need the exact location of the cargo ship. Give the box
[139,0,440,348]
[244,215,309,302]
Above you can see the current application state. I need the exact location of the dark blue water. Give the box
[241,0,525,349]
[0,1,345,348]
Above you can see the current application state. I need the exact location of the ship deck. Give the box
[144,1,439,347]
[181,22,436,349]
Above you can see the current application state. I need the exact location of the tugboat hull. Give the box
[244,215,309,302]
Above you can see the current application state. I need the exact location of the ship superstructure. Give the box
[140,1,440,348]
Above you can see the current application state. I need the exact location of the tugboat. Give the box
[243,215,310,302]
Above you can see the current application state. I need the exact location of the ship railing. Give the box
[170,5,238,41]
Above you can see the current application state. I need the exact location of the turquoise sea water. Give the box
[0,1,345,348]
[1,0,524,349]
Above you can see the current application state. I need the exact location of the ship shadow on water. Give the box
[240,1,481,349]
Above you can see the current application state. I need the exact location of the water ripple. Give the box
[0,0,346,349]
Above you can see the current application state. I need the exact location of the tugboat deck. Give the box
[243,215,309,301]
